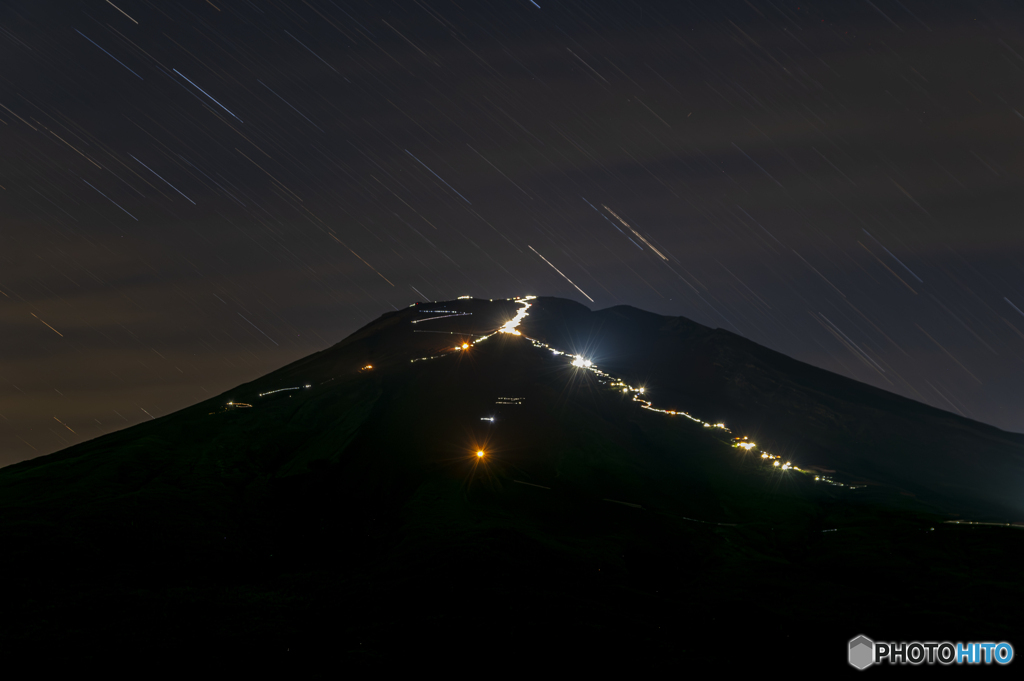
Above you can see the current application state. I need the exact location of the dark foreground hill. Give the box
[2,296,1022,674]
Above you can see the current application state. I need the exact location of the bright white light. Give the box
[498,297,534,335]
[571,355,592,368]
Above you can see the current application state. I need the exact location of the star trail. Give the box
[3,0,1024,464]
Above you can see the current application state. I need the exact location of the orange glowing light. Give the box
[476,450,484,457]
[462,343,469,350]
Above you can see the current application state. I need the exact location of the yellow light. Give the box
[476,450,484,457]
[462,343,469,349]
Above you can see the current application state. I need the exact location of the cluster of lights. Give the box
[498,296,535,335]
[611,380,643,394]
[571,355,593,368]
[759,452,798,471]
[226,401,252,408]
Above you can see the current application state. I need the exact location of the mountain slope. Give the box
[519,297,1024,520]
[1,296,1021,672]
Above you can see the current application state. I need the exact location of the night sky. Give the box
[4,0,1024,465]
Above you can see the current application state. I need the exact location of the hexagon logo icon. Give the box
[849,635,874,670]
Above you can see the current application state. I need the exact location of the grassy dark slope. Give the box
[1,297,1022,673]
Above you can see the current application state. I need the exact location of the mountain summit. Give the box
[2,296,1022,671]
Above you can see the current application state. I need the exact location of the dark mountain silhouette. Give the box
[2,296,1022,673]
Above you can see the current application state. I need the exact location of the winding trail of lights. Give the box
[410,295,805,477]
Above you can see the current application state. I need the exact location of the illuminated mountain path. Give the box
[411,296,816,485]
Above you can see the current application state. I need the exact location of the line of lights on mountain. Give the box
[243,295,812,480]
[257,384,311,397]
[530,300,828,477]
[410,295,812,477]
[411,312,472,324]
